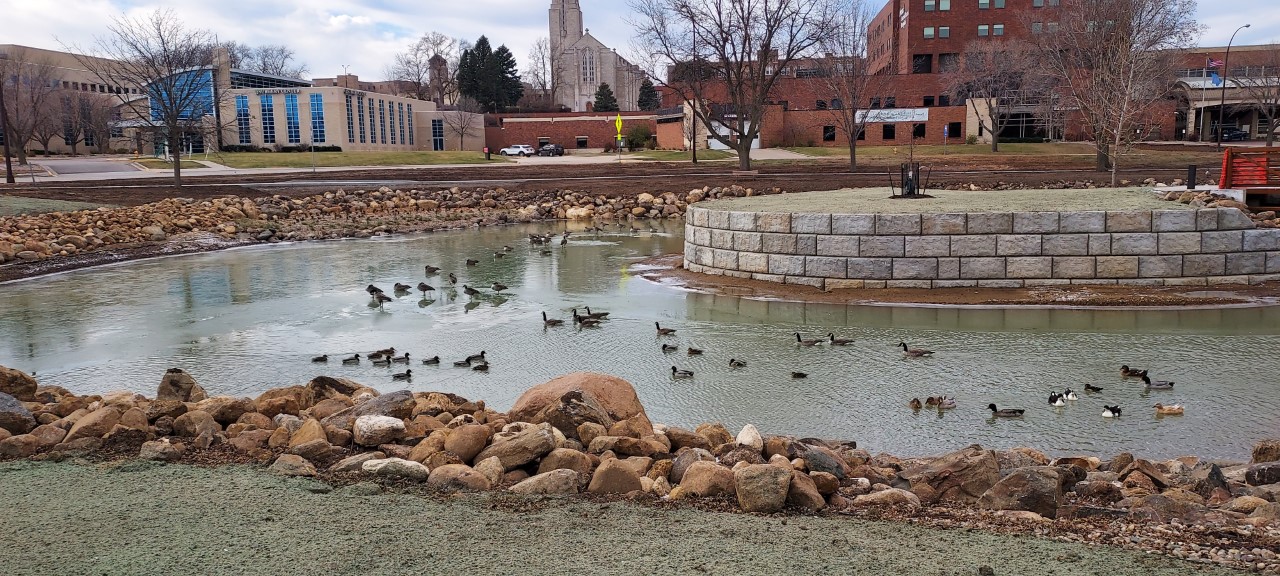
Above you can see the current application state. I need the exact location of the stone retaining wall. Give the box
[683,206,1280,289]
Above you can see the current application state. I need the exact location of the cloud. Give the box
[325,14,373,32]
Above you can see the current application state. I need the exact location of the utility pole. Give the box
[0,54,14,184]
[1217,24,1251,151]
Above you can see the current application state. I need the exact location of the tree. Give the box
[944,39,1041,153]
[636,78,661,110]
[524,37,567,111]
[442,96,483,150]
[593,83,620,112]
[814,0,887,170]
[457,36,524,113]
[389,32,458,102]
[631,0,840,170]
[1027,0,1200,184]
[1234,44,1280,147]
[216,41,308,78]
[68,8,227,187]
[0,47,60,164]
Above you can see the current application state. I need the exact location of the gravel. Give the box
[0,460,1249,576]
[705,187,1192,214]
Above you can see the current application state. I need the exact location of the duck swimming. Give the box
[687,347,704,356]
[392,369,412,380]
[583,306,609,319]
[661,343,678,353]
[421,355,441,365]
[472,362,489,372]
[1102,405,1123,418]
[988,404,1025,418]
[909,398,923,410]
[1063,388,1079,401]
[424,265,441,274]
[900,342,934,357]
[574,312,601,327]
[1084,383,1104,393]
[1121,365,1148,378]
[795,333,821,346]
[671,366,694,379]
[828,333,854,345]
[1153,403,1184,415]
[542,311,565,327]
[342,354,360,365]
[729,358,747,368]
[791,371,808,379]
[1141,375,1174,389]
[655,322,676,335]
[466,258,479,266]
[391,352,410,363]
[311,354,328,363]
[1048,392,1066,407]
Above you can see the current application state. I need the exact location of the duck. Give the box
[900,342,933,357]
[368,347,395,360]
[424,265,441,274]
[465,351,486,363]
[1153,403,1184,416]
[1121,365,1148,378]
[655,322,676,335]
[1048,392,1066,407]
[366,284,384,295]
[795,333,821,346]
[342,354,361,365]
[988,404,1025,418]
[1102,405,1123,418]
[472,362,489,372]
[925,396,940,407]
[453,358,471,367]
[729,358,747,368]
[1141,375,1174,389]
[421,355,441,365]
[417,282,435,295]
[542,311,565,327]
[828,333,854,345]
[937,396,957,410]
[493,251,505,259]
[503,245,513,252]
[491,282,508,293]
[574,312,601,327]
[661,343,679,353]
[583,306,609,319]
[373,293,392,306]
[791,371,808,379]
[311,354,328,363]
[687,347,704,356]
[530,234,546,244]
[1084,383,1104,393]
[448,273,458,285]
[371,356,392,367]
[1063,388,1079,401]
[671,366,694,379]
[391,352,410,363]
[909,398,923,410]
[393,282,412,292]
[462,284,481,296]
[391,369,412,381]
[466,258,479,266]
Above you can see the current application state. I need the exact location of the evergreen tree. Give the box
[457,35,523,112]
[636,78,661,111]
[593,83,619,112]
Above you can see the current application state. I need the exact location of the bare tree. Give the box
[65,91,118,154]
[248,45,308,79]
[0,48,60,164]
[218,41,254,69]
[631,0,839,170]
[1028,0,1200,184]
[814,0,886,170]
[390,32,459,102]
[442,97,483,150]
[944,39,1041,152]
[30,96,64,158]
[1234,44,1280,147]
[67,9,226,187]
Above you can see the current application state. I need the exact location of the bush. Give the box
[625,125,655,150]
[220,145,262,153]
[965,135,979,145]
[603,139,617,153]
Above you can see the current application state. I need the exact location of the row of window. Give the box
[806,94,955,110]
[238,94,327,145]
[59,80,137,95]
[922,23,1004,39]
[925,0,1058,8]
[342,94,413,146]
[821,122,964,142]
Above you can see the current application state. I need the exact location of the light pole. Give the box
[1217,23,1251,151]
[0,53,14,184]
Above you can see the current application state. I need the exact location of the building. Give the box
[869,0,1044,76]
[549,0,648,112]
[1172,44,1280,142]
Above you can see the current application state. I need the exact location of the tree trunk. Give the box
[170,127,183,188]
[847,141,858,172]
[990,132,999,153]
[1095,145,1109,172]
[737,140,751,171]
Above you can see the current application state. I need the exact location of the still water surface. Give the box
[1,221,1277,460]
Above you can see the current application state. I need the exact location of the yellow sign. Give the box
[615,113,622,137]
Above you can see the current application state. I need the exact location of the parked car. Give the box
[537,144,565,157]
[1218,128,1250,142]
[499,144,536,156]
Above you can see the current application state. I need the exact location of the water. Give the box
[2,221,1278,461]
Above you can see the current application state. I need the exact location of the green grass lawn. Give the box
[0,195,116,216]
[783,142,1100,157]
[209,151,508,169]
[624,149,736,161]
[135,159,204,170]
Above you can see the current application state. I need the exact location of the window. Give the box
[995,0,1005,7]
[368,99,376,143]
[538,137,550,146]
[939,94,951,106]
[979,0,989,8]
[993,24,1005,36]
[822,126,836,141]
[310,93,326,143]
[1047,22,1059,33]
[939,53,960,72]
[870,97,881,109]
[939,0,950,9]
[431,118,444,151]
[110,126,124,138]
[978,25,990,37]
[830,98,843,110]
[1033,0,1044,5]
[1049,0,1059,5]
[947,122,962,139]
[816,100,827,110]
[388,102,397,144]
[923,96,935,107]
[406,104,414,146]
[924,27,935,39]
[398,103,406,147]
[576,136,589,148]
[884,97,896,108]
[924,0,935,10]
[913,123,926,139]
[939,26,950,38]
[912,54,932,73]
[260,94,275,144]
[580,50,596,85]
[856,128,865,141]
[378,100,387,144]
[357,95,366,143]
[1032,22,1043,34]
[235,95,251,145]
[882,124,896,140]
[284,93,301,144]
[345,94,355,143]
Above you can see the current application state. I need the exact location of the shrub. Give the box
[965,135,979,145]
[603,139,617,153]
[625,125,655,150]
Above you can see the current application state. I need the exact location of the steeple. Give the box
[549,0,584,56]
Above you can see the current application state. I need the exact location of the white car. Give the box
[499,144,536,156]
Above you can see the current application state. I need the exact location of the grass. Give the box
[783,142,1100,157]
[1,195,116,216]
[704,187,1187,214]
[135,159,204,170]
[624,149,736,162]
[209,151,508,169]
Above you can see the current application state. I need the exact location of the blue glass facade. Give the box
[357,95,366,143]
[310,93,326,143]
[344,94,354,143]
[284,94,301,144]
[260,95,275,144]
[148,69,216,121]
[398,103,406,147]
[235,95,251,145]
[378,100,387,145]
[389,102,397,145]
[431,119,444,151]
[407,104,414,146]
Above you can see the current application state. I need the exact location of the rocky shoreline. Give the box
[1,365,1277,572]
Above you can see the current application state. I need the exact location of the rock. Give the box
[854,488,922,509]
[695,423,733,447]
[1224,495,1269,514]
[733,464,792,513]
[720,445,766,468]
[255,385,314,416]
[0,366,38,401]
[0,391,36,435]
[510,469,581,495]
[663,426,712,451]
[1251,502,1280,521]
[195,396,256,426]
[680,461,736,497]
[155,369,207,402]
[306,376,366,400]
[1106,452,1135,472]
[508,372,651,441]
[444,424,490,463]
[64,407,122,443]
[0,434,42,457]
[269,454,317,476]
[473,422,557,471]
[1254,439,1280,464]
[362,457,431,481]
[537,447,594,475]
[474,456,505,487]
[576,422,607,447]
[119,408,149,430]
[144,400,187,422]
[901,444,999,504]
[309,398,351,421]
[321,390,414,430]
[1191,463,1230,497]
[1246,463,1280,486]
[138,439,184,462]
[229,429,273,453]
[289,418,327,448]
[797,444,849,480]
[1119,459,1171,489]
[588,458,644,494]
[427,464,492,491]
[786,470,826,511]
[141,225,166,241]
[329,452,386,473]
[736,424,763,451]
[171,410,220,438]
[978,466,1074,518]
[353,415,405,447]
[607,414,652,439]
[672,448,716,483]
[1129,494,1206,523]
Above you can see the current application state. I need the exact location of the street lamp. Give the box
[1216,23,1251,151]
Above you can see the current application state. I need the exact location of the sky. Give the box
[1,0,1277,80]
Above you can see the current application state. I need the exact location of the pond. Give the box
[1,221,1277,461]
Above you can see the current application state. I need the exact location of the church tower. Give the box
[549,0,584,57]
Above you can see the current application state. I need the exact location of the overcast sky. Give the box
[2,0,1276,80]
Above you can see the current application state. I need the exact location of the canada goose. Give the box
[417,282,435,295]
[988,404,1025,418]
[366,284,384,295]
[371,357,392,367]
[530,234,546,244]
[466,258,479,266]
[1063,388,1079,401]
[1121,365,1148,378]
[671,366,694,378]
[583,306,609,319]
[453,359,471,367]
[424,265,441,274]
[491,282,508,292]
[493,251,505,259]
[311,354,328,363]
[422,355,441,365]
[394,282,412,292]
[791,371,808,379]
[465,351,486,363]
[661,343,679,353]
[1102,405,1123,418]
[828,333,854,345]
[687,347,704,356]
[900,342,933,357]
[1153,403,1184,415]
[629,226,640,234]
[656,322,677,335]
[560,233,569,246]
[729,358,747,368]
[909,398,923,410]
[448,273,458,285]
[373,293,392,306]
[392,369,412,380]
[391,352,410,363]
[795,333,821,346]
[1084,383,1104,393]
[463,285,481,296]
[542,311,565,326]
[573,311,601,327]
[472,362,489,372]
[342,354,360,365]
[1141,375,1174,389]
[1048,392,1066,407]
[503,245,513,252]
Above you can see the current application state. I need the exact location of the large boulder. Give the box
[680,461,736,497]
[1129,494,1206,523]
[734,464,792,513]
[255,385,315,416]
[588,458,644,494]
[0,434,43,458]
[353,415,406,447]
[444,424,491,463]
[901,444,999,504]
[537,447,594,476]
[473,422,557,471]
[672,448,716,483]
[427,464,492,491]
[329,452,387,473]
[508,373,651,441]
[0,366,38,402]
[786,470,826,511]
[853,488,922,509]
[195,396,256,426]
[269,454,317,476]
[64,407,121,443]
[978,466,1075,518]
[796,444,850,480]
[0,391,36,435]
[510,469,580,495]
[138,439,184,462]
[172,410,220,438]
[289,418,328,448]
[1246,463,1280,486]
[736,424,764,451]
[1253,439,1280,464]
[155,369,207,402]
[664,426,712,452]
[362,457,430,481]
[321,390,414,430]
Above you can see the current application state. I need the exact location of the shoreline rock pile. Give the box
[2,369,1279,568]
[1161,189,1279,228]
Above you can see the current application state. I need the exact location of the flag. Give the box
[1211,71,1223,86]
[1208,58,1224,68]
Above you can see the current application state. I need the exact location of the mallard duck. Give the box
[422,355,440,365]
[311,354,328,363]
[988,404,1025,418]
[1102,405,1122,418]
[472,362,489,372]
[391,352,410,363]
[393,282,412,292]
[1121,365,1148,378]
[583,306,609,319]
[366,284,384,295]
[574,312,601,327]
[671,366,694,379]
[465,351,486,363]
[1153,403,1184,416]
[369,347,395,360]
[448,273,458,285]
[795,333,821,346]
[661,343,678,353]
[503,245,513,252]
[925,396,940,407]
[900,342,933,357]
[909,398,923,410]
[371,356,392,367]
[687,347,704,356]
[729,358,747,368]
[342,354,360,365]
[466,258,479,266]
[791,371,808,379]
[491,282,508,293]
[1063,388,1079,401]
[417,282,435,295]
[1084,383,1104,393]
[392,369,412,380]
[424,265,441,274]
[542,311,564,327]
[453,358,471,367]
[1048,392,1066,407]
[493,251,505,259]
[828,333,854,345]
[1141,375,1174,389]
[656,322,676,335]
[462,284,481,296]
[937,396,956,409]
